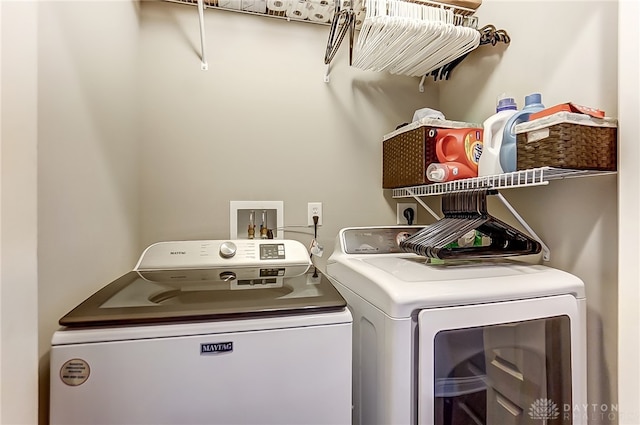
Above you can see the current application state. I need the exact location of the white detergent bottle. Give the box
[500,93,545,173]
[478,94,518,177]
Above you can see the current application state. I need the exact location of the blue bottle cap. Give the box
[524,93,542,106]
[496,96,517,112]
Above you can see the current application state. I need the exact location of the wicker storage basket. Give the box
[383,118,482,188]
[515,112,618,171]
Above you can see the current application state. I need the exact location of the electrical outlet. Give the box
[306,273,321,284]
[397,202,417,225]
[307,202,323,226]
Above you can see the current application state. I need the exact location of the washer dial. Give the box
[219,241,237,259]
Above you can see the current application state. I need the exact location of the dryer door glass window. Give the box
[433,315,572,425]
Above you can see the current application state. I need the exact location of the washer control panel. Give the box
[259,243,286,260]
[135,239,310,270]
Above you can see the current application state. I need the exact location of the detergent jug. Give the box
[435,127,484,174]
[478,95,518,177]
[499,93,545,173]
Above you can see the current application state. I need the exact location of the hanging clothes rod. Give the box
[166,0,476,22]
[166,0,347,69]
[165,0,479,72]
[165,0,351,26]
[323,0,480,82]
[397,0,478,17]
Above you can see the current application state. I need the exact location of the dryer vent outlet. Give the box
[397,203,417,225]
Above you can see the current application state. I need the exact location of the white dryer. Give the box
[50,239,352,425]
[326,226,587,425]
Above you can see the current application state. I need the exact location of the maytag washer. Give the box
[326,226,587,425]
[50,239,352,425]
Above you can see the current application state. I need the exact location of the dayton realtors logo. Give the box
[529,399,620,422]
[529,399,560,420]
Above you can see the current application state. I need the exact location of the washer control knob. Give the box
[219,241,237,259]
[219,271,237,281]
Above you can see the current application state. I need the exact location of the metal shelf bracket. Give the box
[404,187,440,220]
[495,192,550,261]
[197,0,208,70]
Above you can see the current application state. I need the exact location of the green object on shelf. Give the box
[445,230,485,249]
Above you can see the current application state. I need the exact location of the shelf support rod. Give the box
[405,188,441,221]
[197,0,208,70]
[419,75,426,92]
[495,192,550,261]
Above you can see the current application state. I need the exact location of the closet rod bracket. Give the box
[419,75,426,93]
[197,0,208,71]
[324,63,331,83]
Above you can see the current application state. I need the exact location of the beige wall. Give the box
[137,1,439,267]
[0,2,39,423]
[617,1,640,423]
[438,1,619,421]
[139,0,620,420]
[0,0,630,423]
[140,1,620,417]
[36,1,141,423]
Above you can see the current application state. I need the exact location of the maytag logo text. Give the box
[200,342,233,355]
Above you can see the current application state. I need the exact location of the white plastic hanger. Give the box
[351,0,480,78]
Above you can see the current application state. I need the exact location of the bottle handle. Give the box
[502,113,530,144]
[436,134,460,163]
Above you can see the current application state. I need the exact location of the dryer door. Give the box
[417,294,586,425]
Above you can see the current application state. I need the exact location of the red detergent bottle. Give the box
[435,127,484,174]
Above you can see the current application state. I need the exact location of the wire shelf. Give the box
[164,0,477,27]
[391,167,616,198]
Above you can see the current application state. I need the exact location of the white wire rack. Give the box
[165,0,476,26]
[163,0,478,70]
[391,167,617,262]
[392,167,616,198]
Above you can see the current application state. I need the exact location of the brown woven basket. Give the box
[382,127,439,188]
[517,122,617,171]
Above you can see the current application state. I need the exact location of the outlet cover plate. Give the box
[397,202,417,225]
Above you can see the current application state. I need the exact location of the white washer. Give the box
[50,239,352,425]
[326,226,587,425]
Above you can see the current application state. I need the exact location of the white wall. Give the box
[0,0,631,423]
[137,1,439,269]
[134,1,622,421]
[35,1,437,422]
[0,2,39,423]
[439,1,619,421]
[617,0,640,423]
[36,2,141,423]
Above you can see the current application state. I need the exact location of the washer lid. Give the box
[59,267,345,327]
